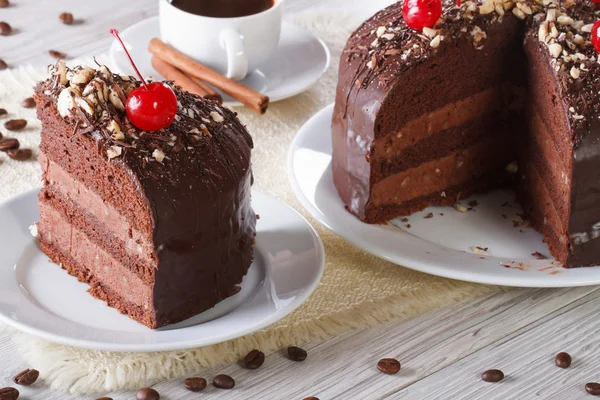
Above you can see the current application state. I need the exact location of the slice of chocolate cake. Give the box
[332,0,600,267]
[33,62,256,328]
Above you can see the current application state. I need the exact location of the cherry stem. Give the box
[110,29,149,90]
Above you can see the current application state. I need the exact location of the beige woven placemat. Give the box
[0,11,500,395]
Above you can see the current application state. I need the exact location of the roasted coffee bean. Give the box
[49,50,67,59]
[0,59,7,70]
[244,349,265,369]
[8,148,32,161]
[59,12,74,25]
[213,374,235,389]
[96,397,113,400]
[135,388,160,400]
[13,369,39,386]
[303,397,320,400]
[0,387,19,400]
[377,358,401,375]
[21,98,35,109]
[0,0,9,8]
[183,377,207,392]
[0,108,7,116]
[555,352,572,369]
[0,22,11,36]
[481,369,504,382]
[586,383,600,396]
[4,119,26,131]
[0,138,19,152]
[288,346,307,362]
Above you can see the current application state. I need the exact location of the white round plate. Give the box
[0,189,324,352]
[288,104,600,288]
[109,17,330,108]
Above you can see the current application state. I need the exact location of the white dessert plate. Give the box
[288,104,600,288]
[109,17,330,108]
[0,189,324,352]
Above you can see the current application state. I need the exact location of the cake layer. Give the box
[525,111,571,222]
[375,112,517,178]
[40,152,156,272]
[38,200,153,311]
[39,239,155,328]
[366,169,508,223]
[371,136,514,207]
[518,163,570,265]
[373,86,505,158]
[40,186,155,282]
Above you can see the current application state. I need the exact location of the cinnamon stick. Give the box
[151,55,223,104]
[148,38,269,114]
[188,75,223,104]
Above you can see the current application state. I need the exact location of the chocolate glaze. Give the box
[332,0,600,267]
[35,64,256,327]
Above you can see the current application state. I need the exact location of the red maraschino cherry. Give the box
[593,21,600,53]
[402,0,443,31]
[110,29,177,131]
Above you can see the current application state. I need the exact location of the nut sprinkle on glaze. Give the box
[344,0,600,140]
[36,61,249,166]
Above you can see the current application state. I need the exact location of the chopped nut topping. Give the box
[479,0,494,15]
[430,35,442,48]
[106,145,122,160]
[570,66,580,79]
[107,120,124,140]
[152,148,165,163]
[557,15,574,26]
[209,111,224,123]
[376,26,386,37]
[423,27,438,39]
[454,203,468,213]
[547,43,562,58]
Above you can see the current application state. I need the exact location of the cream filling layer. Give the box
[371,138,511,206]
[39,152,155,264]
[38,201,152,308]
[374,87,505,158]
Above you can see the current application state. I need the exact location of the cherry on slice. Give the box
[592,21,600,54]
[402,0,443,31]
[110,29,177,131]
[126,83,178,132]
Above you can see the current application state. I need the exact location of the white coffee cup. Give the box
[159,0,283,81]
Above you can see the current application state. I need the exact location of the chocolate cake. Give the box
[33,62,256,328]
[332,0,600,267]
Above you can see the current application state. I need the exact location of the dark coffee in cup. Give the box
[170,0,275,18]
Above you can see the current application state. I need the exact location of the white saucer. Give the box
[109,17,330,108]
[288,104,600,288]
[0,189,324,352]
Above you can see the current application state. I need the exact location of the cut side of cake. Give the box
[332,0,600,267]
[34,63,256,328]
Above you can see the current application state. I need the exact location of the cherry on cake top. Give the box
[110,29,178,132]
[402,0,443,30]
[593,20,600,52]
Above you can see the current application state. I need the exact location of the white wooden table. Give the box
[2,1,600,399]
